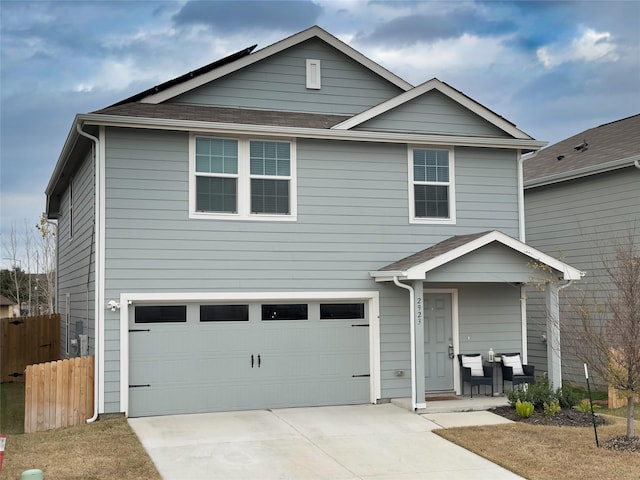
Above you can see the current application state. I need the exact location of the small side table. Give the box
[485,360,503,396]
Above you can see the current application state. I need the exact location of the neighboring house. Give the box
[524,114,640,386]
[0,294,19,318]
[45,26,581,418]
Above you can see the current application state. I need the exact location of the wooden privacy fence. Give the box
[0,314,60,382]
[24,355,94,433]
[607,347,640,409]
[608,385,640,409]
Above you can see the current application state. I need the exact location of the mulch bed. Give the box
[491,405,640,453]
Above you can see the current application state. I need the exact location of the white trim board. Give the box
[119,290,381,416]
[332,79,533,140]
[371,230,584,282]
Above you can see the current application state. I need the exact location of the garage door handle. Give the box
[251,354,254,368]
[258,354,261,368]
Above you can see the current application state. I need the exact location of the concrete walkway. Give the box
[129,402,523,480]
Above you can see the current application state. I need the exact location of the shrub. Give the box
[516,399,535,418]
[574,400,600,414]
[506,380,555,409]
[506,380,584,410]
[543,400,561,417]
[556,386,582,409]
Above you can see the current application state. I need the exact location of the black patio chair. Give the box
[458,353,493,397]
[500,352,535,390]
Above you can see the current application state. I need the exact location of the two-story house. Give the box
[524,114,640,386]
[45,26,581,418]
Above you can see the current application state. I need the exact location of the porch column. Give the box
[413,281,426,408]
[545,283,562,389]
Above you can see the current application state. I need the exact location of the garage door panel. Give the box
[129,301,370,417]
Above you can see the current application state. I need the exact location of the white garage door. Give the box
[128,301,370,417]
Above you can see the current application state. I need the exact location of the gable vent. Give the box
[306,59,321,89]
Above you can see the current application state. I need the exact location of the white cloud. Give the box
[537,27,618,69]
[367,33,515,84]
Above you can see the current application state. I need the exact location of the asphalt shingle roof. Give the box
[92,103,351,129]
[523,114,640,185]
[378,231,492,272]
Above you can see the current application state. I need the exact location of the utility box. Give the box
[78,334,89,356]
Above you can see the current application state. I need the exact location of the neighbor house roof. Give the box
[0,294,16,306]
[370,230,583,281]
[524,114,640,188]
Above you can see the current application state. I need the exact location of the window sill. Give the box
[189,211,298,222]
[409,217,456,225]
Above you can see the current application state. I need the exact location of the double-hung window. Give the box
[195,137,238,213]
[191,135,296,221]
[409,147,455,224]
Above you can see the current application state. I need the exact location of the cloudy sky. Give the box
[1,0,639,262]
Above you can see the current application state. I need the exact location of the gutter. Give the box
[525,154,640,189]
[76,113,548,151]
[393,276,417,411]
[75,123,101,424]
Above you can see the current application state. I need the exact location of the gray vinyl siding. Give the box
[101,127,524,410]
[525,167,640,385]
[169,38,403,115]
[424,244,540,283]
[356,91,511,137]
[56,150,95,358]
[377,283,522,399]
[457,284,522,355]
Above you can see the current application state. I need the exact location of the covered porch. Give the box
[371,230,583,410]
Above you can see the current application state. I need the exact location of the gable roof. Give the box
[370,230,583,281]
[333,78,533,140]
[0,294,17,306]
[110,45,257,107]
[135,25,412,104]
[524,114,640,188]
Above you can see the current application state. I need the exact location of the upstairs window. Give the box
[195,137,238,213]
[409,147,456,224]
[191,135,296,221]
[250,141,291,214]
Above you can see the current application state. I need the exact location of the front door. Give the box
[424,293,454,392]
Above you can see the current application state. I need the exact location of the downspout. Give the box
[635,160,640,170]
[76,123,100,424]
[393,276,417,411]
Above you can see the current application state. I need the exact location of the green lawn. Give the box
[0,382,25,434]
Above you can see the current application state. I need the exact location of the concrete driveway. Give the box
[129,403,523,479]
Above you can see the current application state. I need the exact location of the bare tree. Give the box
[564,230,639,439]
[2,223,24,308]
[1,217,56,315]
[36,215,57,314]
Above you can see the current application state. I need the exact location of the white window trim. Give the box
[189,134,297,221]
[408,145,456,225]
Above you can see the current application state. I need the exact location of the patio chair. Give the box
[457,353,494,397]
[500,353,535,390]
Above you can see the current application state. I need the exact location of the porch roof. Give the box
[370,230,584,282]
